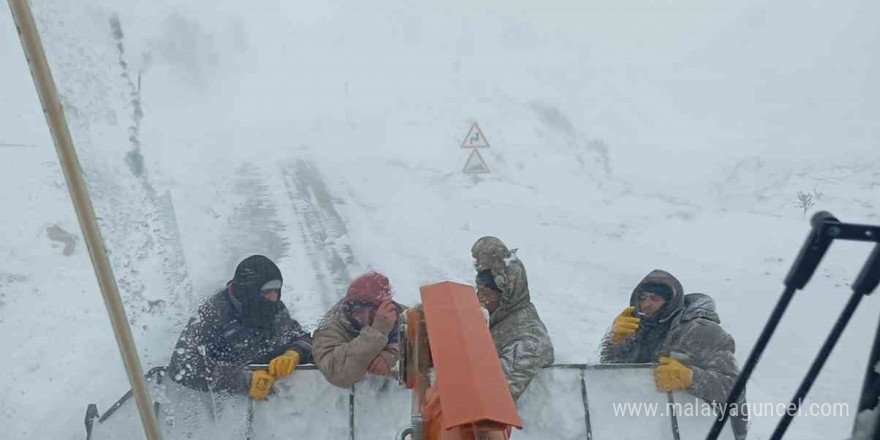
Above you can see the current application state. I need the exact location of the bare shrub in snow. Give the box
[796,191,815,216]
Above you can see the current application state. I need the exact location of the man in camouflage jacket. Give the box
[601,269,748,439]
[472,236,555,401]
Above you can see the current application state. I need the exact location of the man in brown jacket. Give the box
[313,272,403,388]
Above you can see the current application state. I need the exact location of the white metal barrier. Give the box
[87,364,739,440]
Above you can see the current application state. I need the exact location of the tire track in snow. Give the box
[109,15,145,178]
[107,15,193,322]
[222,162,292,270]
[282,159,359,312]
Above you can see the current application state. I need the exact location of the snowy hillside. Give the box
[1,0,878,438]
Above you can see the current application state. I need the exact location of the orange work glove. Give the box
[269,350,301,378]
[250,370,275,400]
[655,356,693,392]
[611,306,640,344]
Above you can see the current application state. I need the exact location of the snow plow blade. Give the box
[420,281,523,436]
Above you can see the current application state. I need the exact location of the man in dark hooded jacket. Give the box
[167,255,313,400]
[601,269,748,439]
[472,236,554,401]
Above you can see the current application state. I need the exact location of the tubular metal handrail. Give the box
[86,362,685,440]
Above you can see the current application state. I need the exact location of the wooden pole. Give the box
[6,1,162,438]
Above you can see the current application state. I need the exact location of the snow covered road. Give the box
[2,0,879,438]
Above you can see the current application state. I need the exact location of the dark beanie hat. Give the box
[476,269,501,293]
[231,255,283,328]
[638,282,673,301]
[233,255,282,290]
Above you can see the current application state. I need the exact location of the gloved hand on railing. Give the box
[250,370,275,400]
[269,350,301,378]
[654,356,693,391]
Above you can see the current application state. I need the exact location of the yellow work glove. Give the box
[611,306,640,344]
[250,370,275,400]
[655,356,693,392]
[269,350,301,378]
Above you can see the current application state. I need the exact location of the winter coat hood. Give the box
[677,293,720,325]
[629,269,686,323]
[471,236,531,325]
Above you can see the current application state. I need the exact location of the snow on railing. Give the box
[86,363,740,440]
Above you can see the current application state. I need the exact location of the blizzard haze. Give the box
[1,0,879,439]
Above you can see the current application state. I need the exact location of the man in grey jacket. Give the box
[472,236,554,401]
[601,269,748,439]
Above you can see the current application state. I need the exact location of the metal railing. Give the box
[87,363,700,440]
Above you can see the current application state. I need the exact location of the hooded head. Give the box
[229,255,283,329]
[629,269,684,323]
[476,269,503,315]
[471,236,531,322]
[343,272,393,329]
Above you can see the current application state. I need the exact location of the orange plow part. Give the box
[419,281,523,439]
